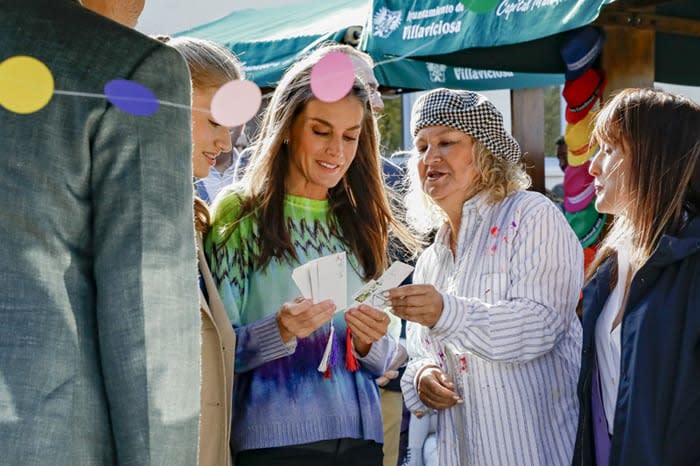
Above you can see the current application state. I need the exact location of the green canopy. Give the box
[176,0,562,91]
[374,58,561,91]
[177,0,364,88]
[362,0,700,86]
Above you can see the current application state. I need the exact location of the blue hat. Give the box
[560,26,605,81]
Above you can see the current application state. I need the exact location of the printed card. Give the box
[350,261,414,307]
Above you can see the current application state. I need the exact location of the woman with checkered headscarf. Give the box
[384,88,583,466]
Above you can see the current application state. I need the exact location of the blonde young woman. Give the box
[166,36,243,466]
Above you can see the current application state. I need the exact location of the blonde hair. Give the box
[405,138,530,234]
[161,36,244,235]
[166,36,243,89]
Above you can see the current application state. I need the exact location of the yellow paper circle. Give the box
[0,55,54,114]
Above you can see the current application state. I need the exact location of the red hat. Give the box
[563,161,595,212]
[563,68,606,124]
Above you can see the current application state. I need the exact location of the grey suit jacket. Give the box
[0,1,201,464]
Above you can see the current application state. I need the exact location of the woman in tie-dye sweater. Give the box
[205,45,415,466]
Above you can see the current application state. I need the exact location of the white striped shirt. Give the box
[401,190,583,466]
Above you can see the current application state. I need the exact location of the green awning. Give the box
[362,0,700,86]
[177,0,366,88]
[177,0,563,91]
[375,59,561,91]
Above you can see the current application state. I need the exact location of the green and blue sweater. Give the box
[205,192,395,452]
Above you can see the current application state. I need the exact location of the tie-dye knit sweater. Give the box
[205,192,396,453]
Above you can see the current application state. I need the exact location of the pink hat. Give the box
[563,161,595,212]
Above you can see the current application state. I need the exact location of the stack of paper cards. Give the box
[292,252,347,310]
[292,254,414,312]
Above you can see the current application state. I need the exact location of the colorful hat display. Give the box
[563,68,607,124]
[563,161,595,212]
[565,202,607,248]
[560,26,605,80]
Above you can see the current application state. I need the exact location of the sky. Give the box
[137,0,305,35]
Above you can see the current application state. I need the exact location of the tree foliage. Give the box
[377,96,403,156]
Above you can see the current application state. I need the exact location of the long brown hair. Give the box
[215,45,413,280]
[585,88,700,283]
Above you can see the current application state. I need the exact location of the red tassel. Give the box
[345,327,359,372]
[323,366,332,379]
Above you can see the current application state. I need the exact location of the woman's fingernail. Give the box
[456,398,464,404]
[381,291,391,298]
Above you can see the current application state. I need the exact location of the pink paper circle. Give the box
[310,51,355,103]
[210,79,262,127]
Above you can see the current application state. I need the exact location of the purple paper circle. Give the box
[210,80,262,127]
[104,79,159,116]
[310,51,355,103]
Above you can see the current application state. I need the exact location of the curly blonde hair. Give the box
[404,138,530,234]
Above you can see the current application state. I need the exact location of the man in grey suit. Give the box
[0,1,201,464]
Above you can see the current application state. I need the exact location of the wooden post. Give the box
[511,88,545,193]
[601,21,656,99]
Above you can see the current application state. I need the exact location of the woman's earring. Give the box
[283,139,289,145]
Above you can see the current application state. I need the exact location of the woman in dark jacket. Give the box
[573,88,700,466]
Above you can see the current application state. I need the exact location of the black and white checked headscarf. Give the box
[410,88,521,162]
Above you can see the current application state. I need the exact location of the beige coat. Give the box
[197,234,236,466]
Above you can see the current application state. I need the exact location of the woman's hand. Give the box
[344,304,390,356]
[384,284,444,328]
[276,297,335,343]
[416,366,462,410]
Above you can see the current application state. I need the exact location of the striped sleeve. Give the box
[431,199,583,362]
[401,252,441,413]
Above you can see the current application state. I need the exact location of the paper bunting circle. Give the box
[210,79,262,127]
[0,56,54,114]
[104,79,159,116]
[310,51,355,103]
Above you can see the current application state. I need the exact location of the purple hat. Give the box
[560,26,605,81]
[563,161,595,212]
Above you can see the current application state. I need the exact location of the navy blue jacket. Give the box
[573,215,700,466]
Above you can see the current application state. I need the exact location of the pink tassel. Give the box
[345,327,359,372]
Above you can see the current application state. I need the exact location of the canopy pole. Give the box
[511,88,545,194]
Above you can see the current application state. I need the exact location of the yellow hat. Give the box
[567,141,598,167]
[564,111,597,167]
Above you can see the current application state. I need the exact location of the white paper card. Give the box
[351,261,414,307]
[291,265,312,299]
